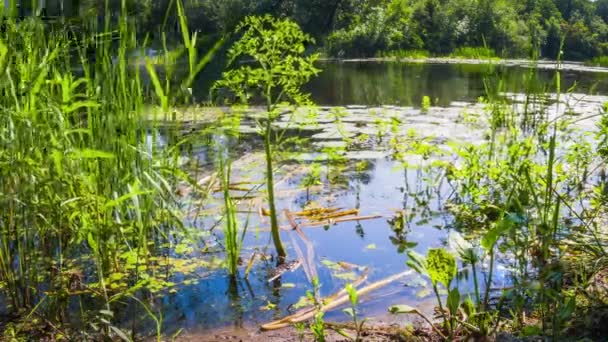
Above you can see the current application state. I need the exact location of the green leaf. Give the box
[110,325,132,342]
[481,217,513,251]
[426,248,457,288]
[71,149,115,159]
[345,283,358,306]
[365,243,377,250]
[447,288,460,316]
[416,288,432,298]
[87,232,98,253]
[389,304,418,314]
[144,59,168,111]
[335,272,357,281]
[406,250,427,275]
[342,307,355,318]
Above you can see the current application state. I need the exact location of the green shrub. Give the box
[377,49,430,59]
[586,56,608,67]
[450,47,497,59]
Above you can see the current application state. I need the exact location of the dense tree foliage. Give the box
[164,0,608,60]
[317,0,608,59]
[8,0,608,59]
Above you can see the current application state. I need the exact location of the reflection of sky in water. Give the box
[140,62,608,335]
[152,156,514,335]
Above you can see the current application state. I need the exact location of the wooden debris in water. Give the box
[306,208,360,221]
[293,207,342,218]
[212,185,254,193]
[261,269,414,330]
[285,209,318,283]
[301,214,383,228]
[267,260,302,283]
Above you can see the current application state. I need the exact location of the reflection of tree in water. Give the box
[226,277,244,328]
[388,168,439,254]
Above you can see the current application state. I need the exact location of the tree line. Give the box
[5,0,608,60]
[139,0,608,60]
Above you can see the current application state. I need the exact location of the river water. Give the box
[148,61,608,339]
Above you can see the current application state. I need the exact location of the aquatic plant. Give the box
[215,15,320,261]
[377,49,430,60]
[421,95,431,113]
[337,283,366,341]
[307,277,326,342]
[0,1,218,338]
[450,47,498,60]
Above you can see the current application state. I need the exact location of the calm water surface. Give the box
[154,62,608,336]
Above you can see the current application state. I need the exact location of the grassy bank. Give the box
[0,4,221,339]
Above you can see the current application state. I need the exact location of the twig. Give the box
[261,270,413,330]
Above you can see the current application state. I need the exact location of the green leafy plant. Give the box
[407,248,458,338]
[215,15,320,262]
[336,284,367,341]
[421,95,431,113]
[306,277,326,342]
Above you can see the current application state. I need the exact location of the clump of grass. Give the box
[0,0,217,338]
[377,49,430,60]
[450,47,497,59]
[586,56,608,67]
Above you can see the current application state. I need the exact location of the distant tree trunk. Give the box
[325,0,342,31]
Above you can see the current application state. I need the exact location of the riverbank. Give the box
[326,57,608,74]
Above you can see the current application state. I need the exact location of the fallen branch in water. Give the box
[267,260,302,283]
[285,209,318,282]
[261,269,413,331]
[300,214,383,228]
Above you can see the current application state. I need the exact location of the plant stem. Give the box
[484,248,495,311]
[265,117,287,262]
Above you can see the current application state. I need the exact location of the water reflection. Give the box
[303,62,608,106]
[151,62,608,337]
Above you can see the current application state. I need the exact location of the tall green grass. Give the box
[0,0,218,338]
[444,51,608,338]
[450,46,497,59]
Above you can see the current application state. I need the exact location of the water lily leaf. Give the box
[321,259,342,271]
[416,288,432,298]
[335,272,357,281]
[292,296,312,309]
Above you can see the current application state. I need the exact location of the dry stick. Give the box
[306,209,360,221]
[288,232,311,282]
[299,214,383,228]
[253,214,384,232]
[285,209,319,281]
[261,269,413,331]
[267,260,302,283]
[264,269,370,331]
[292,207,342,217]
